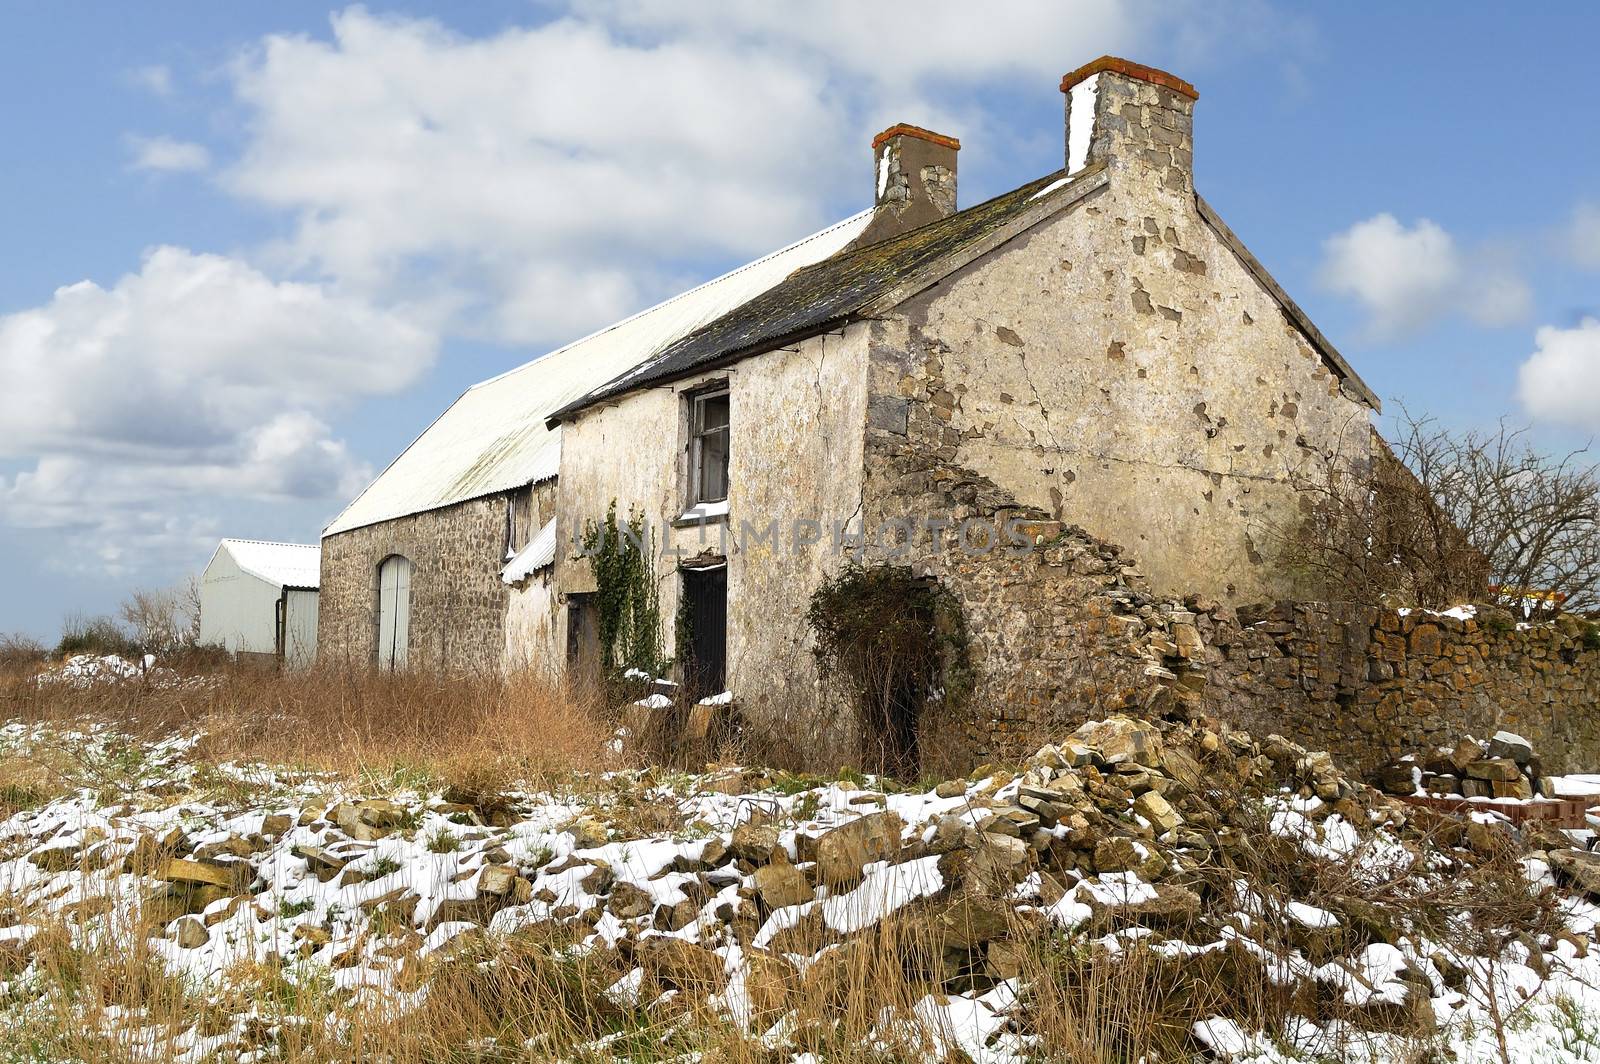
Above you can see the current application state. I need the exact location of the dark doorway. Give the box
[680,565,727,698]
[565,593,602,693]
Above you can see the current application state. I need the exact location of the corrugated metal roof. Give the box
[501,516,558,585]
[324,210,875,536]
[216,539,321,590]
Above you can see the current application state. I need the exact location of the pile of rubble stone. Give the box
[2,714,1599,1062]
[1372,730,1552,800]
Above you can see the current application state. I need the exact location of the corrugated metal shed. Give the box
[324,210,875,537]
[198,539,321,663]
[216,539,321,589]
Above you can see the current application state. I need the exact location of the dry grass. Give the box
[0,667,1579,1062]
[2,663,616,797]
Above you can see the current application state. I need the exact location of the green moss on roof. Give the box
[553,167,1092,419]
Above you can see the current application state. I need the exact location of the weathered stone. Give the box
[1132,791,1180,833]
[752,861,813,911]
[27,845,82,872]
[1085,881,1200,927]
[940,832,1032,892]
[564,816,608,849]
[936,894,1012,948]
[607,882,655,919]
[1072,717,1162,767]
[744,951,796,1017]
[636,936,725,992]
[292,844,346,881]
[815,811,904,887]
[1373,762,1419,796]
[160,857,249,892]
[1465,759,1519,782]
[1490,777,1533,800]
[479,865,519,897]
[683,702,733,744]
[1487,731,1534,765]
[729,820,782,865]
[172,916,210,949]
[1092,837,1165,879]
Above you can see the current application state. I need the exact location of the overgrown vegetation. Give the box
[583,501,668,680]
[1283,407,1600,614]
[807,563,970,776]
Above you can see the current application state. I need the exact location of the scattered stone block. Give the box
[1465,759,1519,782]
[815,811,904,887]
[753,861,813,911]
[160,857,248,892]
[1487,731,1534,765]
[1133,791,1181,833]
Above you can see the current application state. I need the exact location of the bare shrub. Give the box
[52,612,140,660]
[0,632,46,674]
[1281,408,1600,612]
[807,564,971,778]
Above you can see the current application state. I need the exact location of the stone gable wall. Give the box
[318,493,510,673]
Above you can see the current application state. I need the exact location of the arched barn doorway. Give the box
[377,555,413,670]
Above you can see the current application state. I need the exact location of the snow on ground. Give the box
[3,716,1600,1062]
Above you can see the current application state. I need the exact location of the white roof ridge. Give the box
[214,539,322,589]
[467,208,874,393]
[323,207,877,537]
[219,538,318,549]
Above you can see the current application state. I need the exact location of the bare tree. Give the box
[177,574,202,646]
[1281,407,1600,614]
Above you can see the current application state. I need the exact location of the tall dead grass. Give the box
[1,664,616,795]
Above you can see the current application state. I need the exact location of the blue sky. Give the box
[2,2,1598,638]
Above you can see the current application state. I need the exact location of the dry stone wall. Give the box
[1191,603,1600,775]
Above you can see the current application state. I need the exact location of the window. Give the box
[689,388,730,505]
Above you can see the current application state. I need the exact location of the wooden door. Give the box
[378,555,412,670]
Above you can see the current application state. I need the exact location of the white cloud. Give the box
[15,2,1298,580]
[127,64,173,97]
[1518,318,1600,430]
[1568,203,1600,270]
[220,4,1285,346]
[1319,213,1531,339]
[127,134,211,174]
[0,247,434,567]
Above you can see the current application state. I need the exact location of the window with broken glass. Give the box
[689,388,730,505]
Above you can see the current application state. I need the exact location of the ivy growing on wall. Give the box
[582,502,667,679]
[806,563,971,775]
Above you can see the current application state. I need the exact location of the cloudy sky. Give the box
[2,2,1598,638]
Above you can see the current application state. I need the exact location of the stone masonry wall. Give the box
[856,319,1600,775]
[1189,604,1600,775]
[905,507,1600,777]
[318,493,510,673]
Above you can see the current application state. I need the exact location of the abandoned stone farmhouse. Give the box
[320,58,1600,775]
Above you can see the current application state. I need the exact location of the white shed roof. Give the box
[324,210,874,537]
[214,539,321,590]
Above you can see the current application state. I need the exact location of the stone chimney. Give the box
[1061,56,1197,194]
[851,123,959,246]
